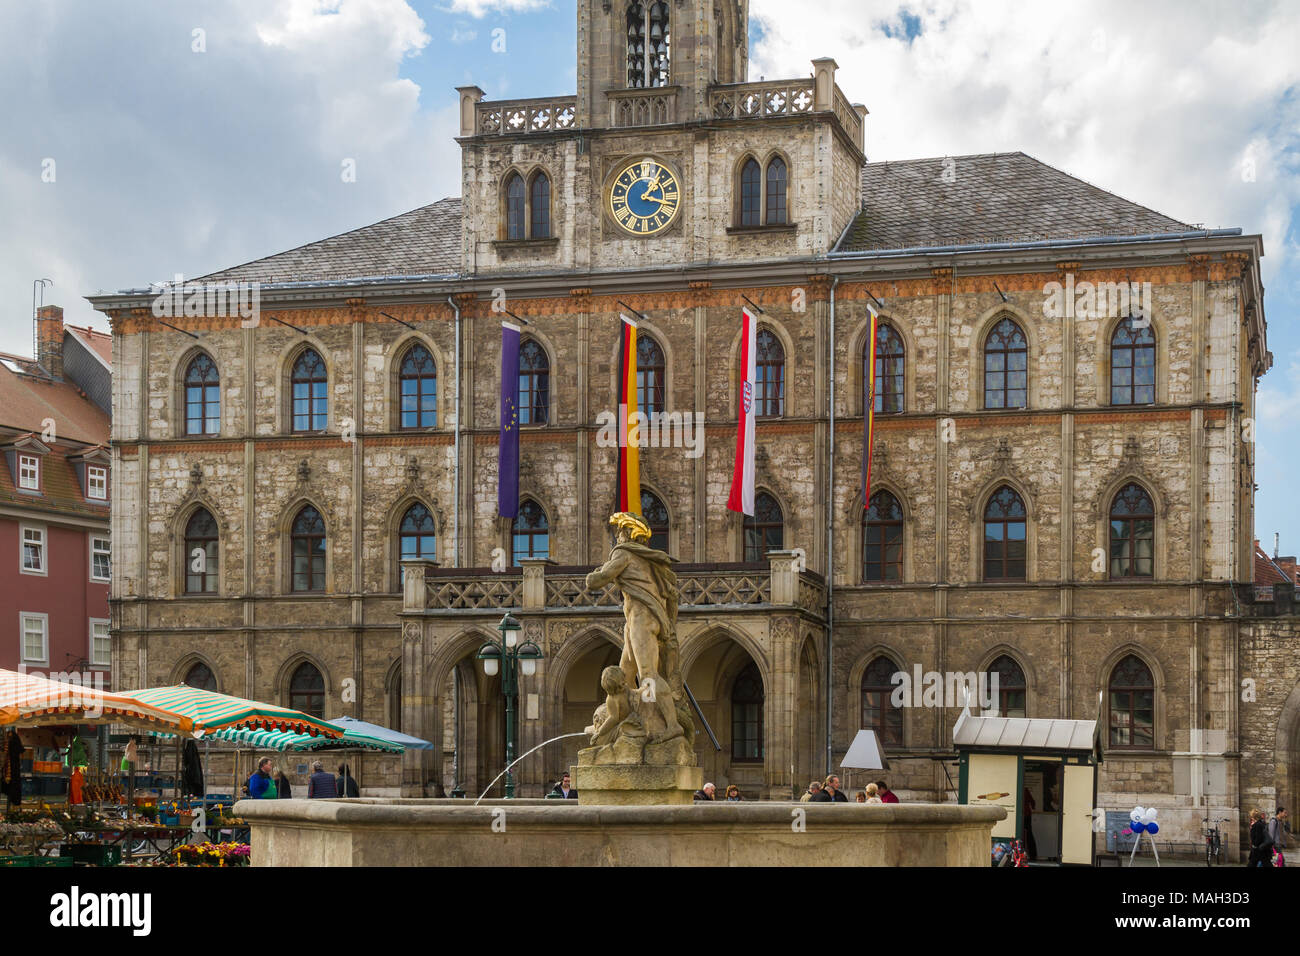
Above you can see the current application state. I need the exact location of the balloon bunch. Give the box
[1128,806,1159,835]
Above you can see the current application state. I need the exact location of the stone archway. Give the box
[683,631,767,798]
[552,634,622,789]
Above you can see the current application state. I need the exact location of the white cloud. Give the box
[450,26,479,44]
[440,0,551,18]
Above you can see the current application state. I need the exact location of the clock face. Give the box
[607,157,681,236]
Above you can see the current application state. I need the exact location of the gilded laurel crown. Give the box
[609,511,651,542]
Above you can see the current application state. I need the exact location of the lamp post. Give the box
[476,612,543,798]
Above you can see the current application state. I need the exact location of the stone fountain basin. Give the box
[232,798,1005,867]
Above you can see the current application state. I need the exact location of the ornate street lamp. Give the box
[475,612,543,798]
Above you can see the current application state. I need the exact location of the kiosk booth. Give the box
[954,707,1102,866]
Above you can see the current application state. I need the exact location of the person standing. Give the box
[307,761,338,798]
[1247,809,1272,867]
[336,763,360,798]
[693,782,716,801]
[876,780,899,804]
[813,774,848,802]
[724,785,742,801]
[276,769,292,798]
[248,757,277,799]
[865,783,883,804]
[550,772,578,799]
[799,781,821,802]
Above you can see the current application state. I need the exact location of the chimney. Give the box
[36,304,64,381]
[1274,532,1280,559]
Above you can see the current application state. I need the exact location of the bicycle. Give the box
[1204,815,1229,866]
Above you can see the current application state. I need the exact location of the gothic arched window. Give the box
[505,172,526,240]
[399,344,438,430]
[1108,654,1154,748]
[184,508,219,594]
[184,353,220,436]
[184,661,217,692]
[1110,483,1155,579]
[743,492,784,563]
[512,499,549,565]
[983,317,1028,409]
[861,656,903,747]
[870,324,905,414]
[399,503,437,568]
[626,1,670,89]
[289,662,325,718]
[731,660,763,761]
[983,485,1027,581]
[739,157,762,227]
[519,338,550,425]
[529,171,551,239]
[290,348,328,433]
[989,655,1026,718]
[755,328,785,417]
[636,335,666,416]
[765,156,788,225]
[641,490,669,552]
[291,505,327,592]
[862,490,903,582]
[1111,316,1156,406]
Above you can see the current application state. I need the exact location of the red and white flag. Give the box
[727,307,758,515]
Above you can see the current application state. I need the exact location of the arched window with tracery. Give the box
[1111,315,1156,405]
[739,157,761,227]
[989,655,1026,718]
[743,492,784,562]
[184,353,220,436]
[289,662,325,718]
[636,335,665,416]
[291,505,327,592]
[862,490,903,582]
[1110,483,1154,579]
[861,656,903,747]
[399,503,437,580]
[184,508,219,594]
[983,317,1028,409]
[512,499,549,565]
[870,324,905,414]
[291,349,328,433]
[1108,655,1154,748]
[765,156,788,224]
[505,172,526,240]
[983,485,1027,581]
[755,328,785,417]
[529,172,551,239]
[640,490,669,552]
[519,339,549,425]
[184,661,217,692]
[626,2,670,89]
[731,660,763,761]
[398,344,438,430]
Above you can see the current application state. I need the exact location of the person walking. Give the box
[1247,809,1272,867]
[876,780,899,804]
[1268,807,1288,866]
[307,760,338,798]
[550,771,578,799]
[248,757,277,799]
[336,763,360,798]
[799,781,821,802]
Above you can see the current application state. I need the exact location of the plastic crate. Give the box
[0,856,33,867]
[61,844,122,866]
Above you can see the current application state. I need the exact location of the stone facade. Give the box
[92,0,1289,858]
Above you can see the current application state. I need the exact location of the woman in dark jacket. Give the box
[1247,809,1272,867]
[276,770,292,799]
[336,764,360,797]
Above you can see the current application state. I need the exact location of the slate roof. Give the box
[198,197,462,284]
[66,325,112,366]
[840,152,1193,253]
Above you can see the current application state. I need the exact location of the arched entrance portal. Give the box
[683,630,767,798]
[550,629,623,789]
[795,635,820,793]
[433,646,505,798]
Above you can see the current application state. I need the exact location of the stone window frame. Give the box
[861,488,906,584]
[279,340,334,437]
[1095,310,1168,408]
[1093,471,1167,582]
[678,626,771,773]
[1098,645,1165,753]
[973,645,1038,719]
[515,329,559,427]
[174,501,223,598]
[171,654,221,693]
[499,165,555,242]
[730,149,795,230]
[382,332,449,435]
[278,497,334,596]
[507,495,551,566]
[846,307,917,417]
[175,347,223,439]
[846,482,914,585]
[847,646,911,750]
[607,318,674,420]
[638,482,675,556]
[966,304,1040,413]
[739,487,787,563]
[727,317,795,419]
[276,653,332,720]
[730,658,765,762]
[389,494,441,592]
[968,476,1038,584]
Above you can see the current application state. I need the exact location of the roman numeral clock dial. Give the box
[607,157,681,236]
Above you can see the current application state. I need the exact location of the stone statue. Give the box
[578,512,696,768]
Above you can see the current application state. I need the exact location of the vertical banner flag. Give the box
[727,306,758,515]
[617,314,641,515]
[498,321,521,518]
[862,304,879,509]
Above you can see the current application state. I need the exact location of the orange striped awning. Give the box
[0,669,193,733]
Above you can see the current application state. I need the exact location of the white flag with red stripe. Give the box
[727,307,758,515]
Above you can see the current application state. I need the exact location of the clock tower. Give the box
[455,0,866,276]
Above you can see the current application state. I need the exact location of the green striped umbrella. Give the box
[202,726,402,753]
[121,685,342,738]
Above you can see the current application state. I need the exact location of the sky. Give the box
[0,0,1296,547]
